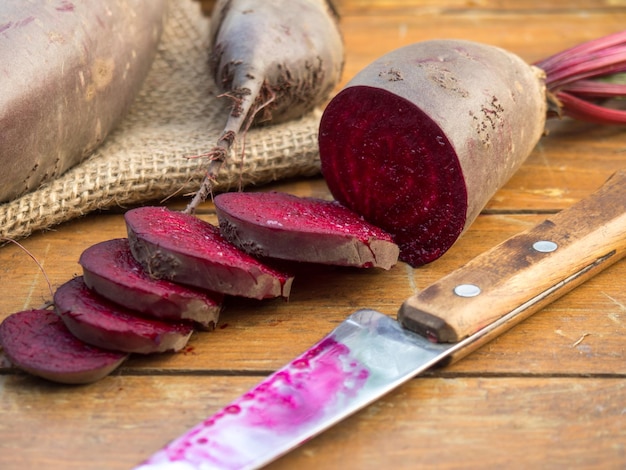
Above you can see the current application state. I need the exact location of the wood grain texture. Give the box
[2,375,625,469]
[333,0,626,14]
[2,2,626,469]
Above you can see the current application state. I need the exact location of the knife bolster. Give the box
[398,297,458,343]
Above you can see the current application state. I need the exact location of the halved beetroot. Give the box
[214,191,400,269]
[54,277,194,354]
[318,40,548,266]
[79,238,222,330]
[124,206,294,299]
[0,309,128,384]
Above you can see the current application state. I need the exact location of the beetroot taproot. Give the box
[214,191,399,269]
[0,0,167,203]
[124,206,294,299]
[185,0,344,212]
[54,277,195,354]
[319,34,626,267]
[79,238,222,330]
[0,309,128,384]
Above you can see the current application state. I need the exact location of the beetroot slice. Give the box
[124,206,294,299]
[54,277,194,354]
[79,238,222,330]
[0,309,128,384]
[319,86,466,267]
[214,191,400,269]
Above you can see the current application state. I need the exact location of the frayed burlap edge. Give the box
[0,0,323,242]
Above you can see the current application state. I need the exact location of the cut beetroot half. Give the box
[54,277,194,354]
[124,206,294,299]
[79,238,222,330]
[0,309,128,384]
[214,191,400,269]
[318,41,549,266]
[319,86,467,267]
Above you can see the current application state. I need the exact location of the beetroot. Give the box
[185,0,344,212]
[0,309,128,384]
[124,206,294,299]
[214,191,399,269]
[54,277,195,354]
[0,0,167,203]
[79,238,222,330]
[319,39,546,267]
[319,34,626,267]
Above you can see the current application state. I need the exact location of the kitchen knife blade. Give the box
[135,170,626,470]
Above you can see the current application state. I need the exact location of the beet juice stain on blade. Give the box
[135,310,453,470]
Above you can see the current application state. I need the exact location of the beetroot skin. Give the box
[54,277,195,354]
[79,238,222,330]
[125,206,294,299]
[214,191,400,269]
[319,39,546,266]
[0,309,128,384]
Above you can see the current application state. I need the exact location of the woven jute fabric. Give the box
[0,0,322,241]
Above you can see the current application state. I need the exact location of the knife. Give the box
[135,169,626,470]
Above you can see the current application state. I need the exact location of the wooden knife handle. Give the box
[398,169,626,345]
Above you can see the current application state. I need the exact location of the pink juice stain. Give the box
[140,337,369,469]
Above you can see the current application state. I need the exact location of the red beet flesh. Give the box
[79,238,222,330]
[54,277,194,354]
[319,86,467,266]
[0,309,128,384]
[124,206,294,299]
[214,191,400,269]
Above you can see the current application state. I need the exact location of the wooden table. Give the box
[2,1,626,468]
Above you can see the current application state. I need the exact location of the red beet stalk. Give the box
[535,29,626,124]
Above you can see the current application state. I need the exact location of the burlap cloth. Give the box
[0,0,323,242]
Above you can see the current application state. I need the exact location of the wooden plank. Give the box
[270,376,626,469]
[338,13,626,86]
[488,120,626,212]
[334,0,626,14]
[193,0,626,16]
[1,375,624,469]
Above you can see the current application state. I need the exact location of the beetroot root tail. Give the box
[185,82,275,214]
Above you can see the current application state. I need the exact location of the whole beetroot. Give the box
[0,0,167,203]
[185,0,344,212]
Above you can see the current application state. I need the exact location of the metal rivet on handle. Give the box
[454,284,481,298]
[532,240,558,253]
